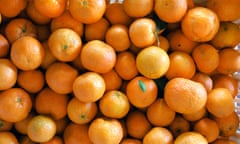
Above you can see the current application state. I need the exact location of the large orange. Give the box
[69,0,106,24]
[164,77,207,114]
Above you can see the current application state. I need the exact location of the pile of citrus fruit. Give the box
[0,0,240,143]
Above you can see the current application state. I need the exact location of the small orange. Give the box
[36,25,51,42]
[45,62,78,94]
[192,43,219,74]
[0,131,19,144]
[136,46,170,79]
[174,132,208,144]
[165,51,196,79]
[101,69,122,91]
[73,72,106,103]
[67,97,98,124]
[40,41,57,69]
[54,117,68,135]
[35,88,68,120]
[120,138,142,144]
[63,122,92,144]
[88,117,124,144]
[168,115,190,138]
[191,72,213,93]
[0,34,9,58]
[50,10,84,37]
[41,136,63,144]
[105,24,130,52]
[182,107,207,122]
[4,18,37,43]
[33,0,66,18]
[84,17,110,41]
[167,29,198,53]
[193,118,220,143]
[0,0,27,18]
[125,110,152,139]
[115,51,138,80]
[80,40,116,74]
[181,7,220,42]
[48,28,82,62]
[0,59,18,91]
[164,77,207,114]
[69,0,106,24]
[104,2,132,25]
[99,90,130,119]
[153,35,170,51]
[10,36,44,71]
[154,0,188,23]
[206,88,235,118]
[123,0,154,18]
[0,119,13,131]
[17,70,45,93]
[146,98,176,127]
[126,76,158,108]
[0,88,32,122]
[129,18,157,48]
[14,112,34,135]
[27,115,57,143]
[143,127,173,144]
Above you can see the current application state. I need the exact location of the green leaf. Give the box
[138,80,146,93]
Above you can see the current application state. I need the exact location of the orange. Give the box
[217,48,240,74]
[14,112,34,135]
[136,46,170,79]
[125,110,152,139]
[143,127,173,144]
[115,51,138,80]
[73,72,106,103]
[212,139,237,144]
[146,98,176,126]
[0,119,13,131]
[10,36,44,71]
[67,97,98,124]
[54,117,68,135]
[26,0,51,25]
[165,51,196,79]
[0,34,9,58]
[210,22,240,49]
[192,43,219,74]
[191,72,213,93]
[4,18,37,43]
[168,115,190,138]
[99,90,130,119]
[126,76,158,108]
[120,138,142,144]
[40,41,57,69]
[181,7,220,42]
[123,0,154,18]
[33,0,66,18]
[193,118,220,143]
[48,28,82,62]
[182,107,207,122]
[41,136,63,144]
[206,88,235,118]
[17,70,45,93]
[0,131,19,144]
[37,25,51,42]
[0,59,18,90]
[0,0,27,18]
[154,0,187,23]
[101,69,122,91]
[63,123,92,144]
[45,62,78,94]
[153,35,170,51]
[212,74,238,97]
[51,10,84,37]
[35,88,68,120]
[104,2,132,25]
[69,0,106,24]
[84,17,110,41]
[167,29,198,53]
[213,111,239,137]
[80,40,116,73]
[88,117,124,144]
[164,77,207,114]
[174,132,208,144]
[105,24,130,52]
[27,115,56,143]
[129,18,157,48]
[207,0,240,22]
[0,88,32,122]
